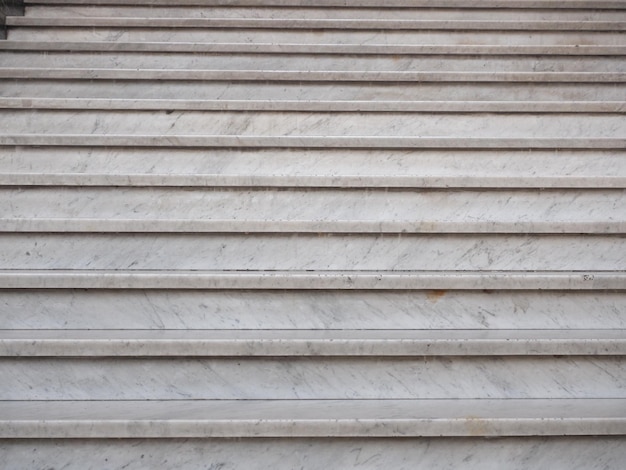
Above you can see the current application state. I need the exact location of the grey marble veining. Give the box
[2,110,624,138]
[2,329,624,357]
[1,399,624,438]
[1,188,622,233]
[5,51,624,72]
[2,436,624,470]
[8,27,625,46]
[1,234,623,271]
[1,148,623,188]
[2,290,624,330]
[25,5,626,21]
[2,357,623,400]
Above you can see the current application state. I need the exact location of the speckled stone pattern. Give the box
[0,0,625,468]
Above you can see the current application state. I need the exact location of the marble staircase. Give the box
[0,0,625,468]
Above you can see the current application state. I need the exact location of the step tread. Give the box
[2,399,625,438]
[1,188,623,234]
[1,329,624,356]
[2,98,624,113]
[8,17,626,31]
[0,270,622,290]
[2,40,624,55]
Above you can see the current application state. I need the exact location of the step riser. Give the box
[5,53,625,73]
[3,82,624,102]
[2,437,625,469]
[24,5,626,21]
[2,290,624,330]
[1,111,623,138]
[8,28,625,46]
[1,189,622,234]
[2,357,623,400]
[1,148,623,189]
[1,235,623,270]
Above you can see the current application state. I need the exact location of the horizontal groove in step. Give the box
[0,271,623,290]
[1,329,624,356]
[8,29,622,46]
[2,68,623,82]
[1,135,624,149]
[22,0,626,9]
[2,189,623,234]
[8,17,626,31]
[2,399,625,438]
[2,41,624,56]
[1,98,624,113]
[1,148,623,189]
[4,291,623,331]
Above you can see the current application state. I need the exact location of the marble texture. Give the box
[8,16,626,32]
[24,5,626,21]
[0,148,624,188]
[2,111,624,137]
[1,270,623,290]
[1,329,624,357]
[1,399,625,437]
[1,234,624,271]
[2,290,624,330]
[8,26,625,46]
[5,51,625,73]
[2,40,624,55]
[2,437,625,470]
[1,188,623,233]
[3,357,624,400]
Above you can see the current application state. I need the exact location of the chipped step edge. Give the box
[1,135,625,149]
[1,98,624,113]
[0,270,622,290]
[2,41,625,55]
[0,218,624,234]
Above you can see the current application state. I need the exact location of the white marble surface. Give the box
[2,357,624,400]
[5,51,624,73]
[2,111,624,138]
[1,270,623,290]
[1,234,623,270]
[2,437,625,470]
[1,148,623,188]
[1,399,624,437]
[1,188,622,233]
[2,290,624,330]
[25,5,626,21]
[8,27,625,46]
[2,329,624,356]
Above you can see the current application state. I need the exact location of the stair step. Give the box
[2,98,624,113]
[1,148,624,189]
[3,235,624,270]
[8,17,626,31]
[1,270,622,290]
[2,329,624,356]
[4,356,624,400]
[2,399,625,437]
[5,52,624,73]
[23,5,626,21]
[3,290,624,330]
[22,0,626,10]
[2,188,622,234]
[3,40,624,55]
[8,28,622,46]
[3,81,624,104]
